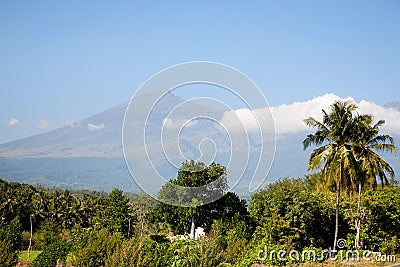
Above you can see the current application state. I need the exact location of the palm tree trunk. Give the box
[28,214,33,261]
[333,182,340,252]
[190,217,195,239]
[354,183,362,249]
[128,218,131,238]
[333,161,343,253]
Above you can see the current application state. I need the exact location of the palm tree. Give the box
[303,100,358,251]
[350,114,396,249]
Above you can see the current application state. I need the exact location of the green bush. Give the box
[249,178,338,250]
[106,237,225,267]
[167,239,224,267]
[30,231,46,250]
[0,217,22,267]
[380,236,399,254]
[105,238,141,267]
[106,236,171,267]
[194,239,225,267]
[236,243,288,267]
[21,231,31,250]
[0,240,19,267]
[30,240,68,267]
[342,187,400,253]
[71,229,122,267]
[208,214,253,265]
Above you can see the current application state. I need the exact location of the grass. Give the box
[18,250,74,263]
[66,254,74,263]
[18,250,41,261]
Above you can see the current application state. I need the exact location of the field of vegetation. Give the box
[1,101,399,267]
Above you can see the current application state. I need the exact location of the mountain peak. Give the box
[385,101,400,111]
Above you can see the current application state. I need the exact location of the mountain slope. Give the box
[0,92,229,192]
[0,96,398,194]
[0,92,182,158]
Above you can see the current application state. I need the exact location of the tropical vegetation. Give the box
[0,100,398,266]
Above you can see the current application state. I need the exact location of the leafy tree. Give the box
[349,185,400,253]
[303,100,359,250]
[249,178,338,249]
[159,160,227,205]
[103,188,134,237]
[30,240,68,267]
[130,194,156,239]
[349,114,396,249]
[0,181,37,231]
[151,161,248,234]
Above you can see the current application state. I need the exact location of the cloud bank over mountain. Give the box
[36,119,52,130]
[4,118,19,127]
[0,92,398,193]
[87,123,105,131]
[222,94,400,136]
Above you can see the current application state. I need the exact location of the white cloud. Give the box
[357,100,400,135]
[4,117,20,127]
[162,118,195,129]
[220,94,400,136]
[36,119,52,130]
[87,123,105,131]
[220,107,276,148]
[270,93,349,134]
[221,108,262,133]
[66,119,77,127]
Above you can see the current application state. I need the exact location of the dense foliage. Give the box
[0,216,22,267]
[1,174,399,266]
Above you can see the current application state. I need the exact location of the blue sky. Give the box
[1,1,399,143]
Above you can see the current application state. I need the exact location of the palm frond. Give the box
[304,117,328,131]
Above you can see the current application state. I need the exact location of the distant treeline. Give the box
[0,171,400,266]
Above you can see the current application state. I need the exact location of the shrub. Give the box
[71,229,122,267]
[21,231,31,250]
[168,239,224,267]
[236,243,288,267]
[106,237,171,267]
[0,240,19,267]
[380,236,399,254]
[107,236,225,267]
[30,240,68,267]
[0,217,22,267]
